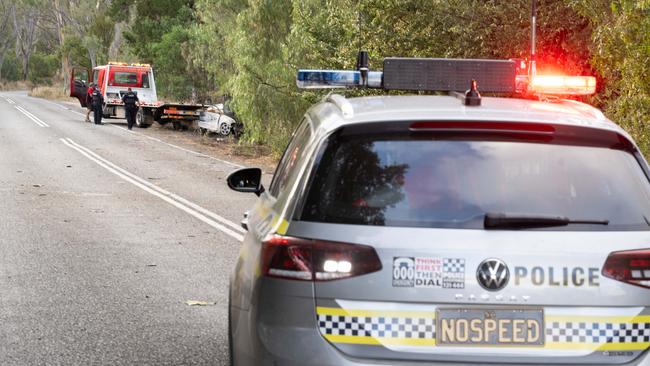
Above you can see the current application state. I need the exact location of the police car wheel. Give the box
[228,292,234,366]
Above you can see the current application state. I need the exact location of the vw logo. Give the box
[476,258,510,291]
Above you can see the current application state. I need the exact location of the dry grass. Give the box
[0,80,32,91]
[28,85,69,101]
[151,124,278,172]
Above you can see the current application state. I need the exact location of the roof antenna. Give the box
[464,80,481,106]
[355,8,369,88]
[356,50,369,87]
[529,0,537,81]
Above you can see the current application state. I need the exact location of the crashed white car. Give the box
[198,104,237,136]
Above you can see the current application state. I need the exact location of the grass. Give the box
[28,85,70,101]
[0,80,32,91]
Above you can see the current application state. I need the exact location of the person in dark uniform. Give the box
[121,87,140,130]
[91,85,104,125]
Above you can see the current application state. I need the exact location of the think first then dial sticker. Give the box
[392,257,465,289]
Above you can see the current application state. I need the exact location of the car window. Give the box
[301,133,650,230]
[142,73,150,88]
[269,120,312,197]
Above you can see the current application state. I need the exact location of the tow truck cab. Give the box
[70,62,158,116]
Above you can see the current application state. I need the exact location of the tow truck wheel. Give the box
[136,109,150,128]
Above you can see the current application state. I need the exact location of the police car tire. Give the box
[228,292,234,366]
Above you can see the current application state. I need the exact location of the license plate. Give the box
[436,308,544,346]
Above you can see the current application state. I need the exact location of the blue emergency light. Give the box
[296,70,383,89]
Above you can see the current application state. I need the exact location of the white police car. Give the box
[225,54,650,365]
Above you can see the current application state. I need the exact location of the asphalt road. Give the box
[0,91,260,365]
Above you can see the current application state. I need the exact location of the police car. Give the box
[225,54,650,365]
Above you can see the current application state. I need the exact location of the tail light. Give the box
[602,249,650,289]
[261,235,382,281]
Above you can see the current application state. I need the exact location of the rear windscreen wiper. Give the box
[484,212,609,229]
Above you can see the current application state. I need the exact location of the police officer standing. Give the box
[91,85,104,125]
[121,87,140,130]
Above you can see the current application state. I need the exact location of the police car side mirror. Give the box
[227,168,265,196]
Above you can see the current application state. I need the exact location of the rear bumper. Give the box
[231,290,650,366]
[232,311,650,366]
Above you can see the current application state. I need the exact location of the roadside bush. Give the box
[574,1,650,157]
[28,53,60,85]
[1,53,22,82]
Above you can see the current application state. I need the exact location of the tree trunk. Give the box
[0,52,4,80]
[108,22,125,61]
[54,0,71,92]
[0,1,14,81]
[12,5,38,81]
[88,47,96,69]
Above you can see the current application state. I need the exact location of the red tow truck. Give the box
[70,62,204,129]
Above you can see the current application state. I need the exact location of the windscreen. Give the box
[108,70,150,88]
[301,133,650,230]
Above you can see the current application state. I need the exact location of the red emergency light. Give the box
[530,75,597,95]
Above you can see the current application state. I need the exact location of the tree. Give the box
[0,0,15,80]
[111,0,205,101]
[571,0,650,153]
[12,0,42,80]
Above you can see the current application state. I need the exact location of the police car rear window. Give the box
[301,134,650,230]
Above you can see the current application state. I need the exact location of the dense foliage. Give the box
[1,0,648,157]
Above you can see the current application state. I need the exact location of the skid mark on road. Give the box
[110,124,245,169]
[15,105,50,127]
[60,137,245,241]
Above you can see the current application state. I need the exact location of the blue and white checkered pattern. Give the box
[317,308,650,350]
[318,314,435,339]
[547,321,650,344]
[443,258,465,273]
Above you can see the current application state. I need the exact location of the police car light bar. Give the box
[296,55,597,97]
[297,58,516,93]
[383,58,516,93]
[296,70,383,89]
[530,75,597,95]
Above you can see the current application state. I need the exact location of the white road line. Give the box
[31,96,87,116]
[5,98,15,104]
[60,137,245,241]
[64,137,247,234]
[15,105,50,127]
[30,95,249,170]
[110,124,245,169]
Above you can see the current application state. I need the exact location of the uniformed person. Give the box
[121,87,140,130]
[91,85,104,125]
